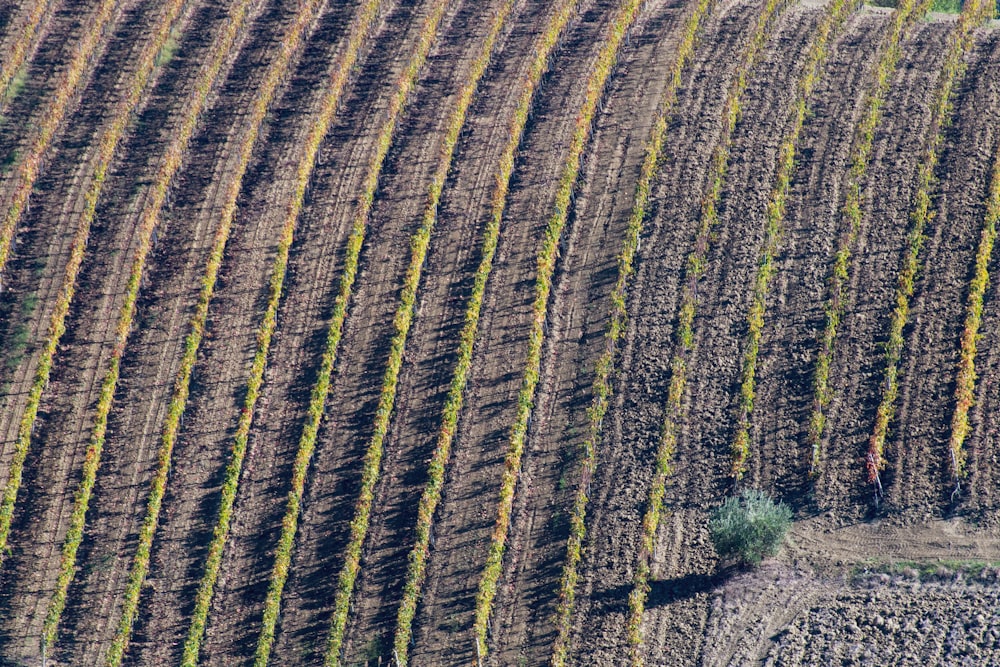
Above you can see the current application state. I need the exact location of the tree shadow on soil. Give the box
[647,563,756,607]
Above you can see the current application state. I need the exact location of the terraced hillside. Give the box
[1,0,1000,665]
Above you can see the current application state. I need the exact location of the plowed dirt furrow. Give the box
[890,33,1000,514]
[0,0,57,112]
[637,7,825,665]
[699,565,825,666]
[802,0,928,479]
[962,91,1000,518]
[120,3,418,664]
[945,34,1000,488]
[565,2,763,662]
[548,0,715,662]
[963,245,1000,515]
[400,0,644,662]
[48,1,356,664]
[0,0,124,282]
[485,1,692,663]
[764,580,1000,666]
[752,11,887,499]
[0,4,13,34]
[814,23,952,515]
[622,0,793,656]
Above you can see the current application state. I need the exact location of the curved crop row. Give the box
[246,0,519,664]
[0,0,118,284]
[102,0,356,663]
[866,0,993,493]
[204,0,456,663]
[0,0,188,561]
[806,0,931,477]
[547,0,715,662]
[730,0,858,480]
[142,2,387,665]
[947,119,1000,481]
[174,1,401,665]
[30,0,193,652]
[0,0,54,109]
[624,0,790,658]
[306,3,456,664]
[389,0,584,662]
[470,0,647,659]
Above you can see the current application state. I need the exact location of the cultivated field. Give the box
[0,0,999,665]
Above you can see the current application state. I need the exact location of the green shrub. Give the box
[709,490,791,566]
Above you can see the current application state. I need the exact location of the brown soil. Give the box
[0,1,58,109]
[764,573,1000,666]
[642,517,1000,666]
[3,1,1000,665]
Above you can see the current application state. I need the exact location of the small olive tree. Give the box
[709,489,791,566]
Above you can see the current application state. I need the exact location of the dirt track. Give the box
[3,0,1000,665]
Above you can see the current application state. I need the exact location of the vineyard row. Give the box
[623,0,791,657]
[389,0,585,662]
[730,0,857,479]
[549,0,715,661]
[0,0,118,284]
[866,0,993,493]
[806,0,930,476]
[0,0,54,111]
